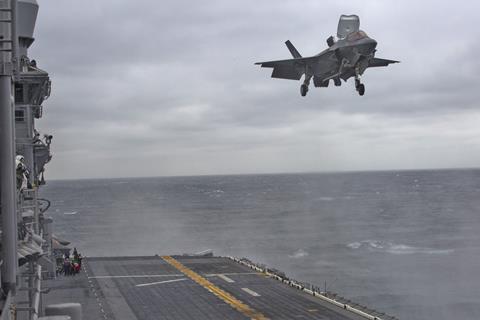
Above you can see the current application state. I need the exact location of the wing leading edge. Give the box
[368,57,399,67]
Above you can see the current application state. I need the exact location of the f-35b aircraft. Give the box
[256,15,398,96]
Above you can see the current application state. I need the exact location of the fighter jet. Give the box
[255,15,398,96]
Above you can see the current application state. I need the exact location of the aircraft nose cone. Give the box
[368,38,377,48]
[362,38,377,54]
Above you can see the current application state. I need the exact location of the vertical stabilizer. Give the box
[285,40,302,58]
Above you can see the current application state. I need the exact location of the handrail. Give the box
[228,256,398,320]
[31,265,42,320]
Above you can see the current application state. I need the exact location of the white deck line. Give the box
[88,274,183,279]
[136,278,188,287]
[89,272,257,280]
[241,287,260,297]
[216,274,235,283]
[204,272,257,277]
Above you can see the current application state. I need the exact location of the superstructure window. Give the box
[15,110,24,122]
[15,83,24,103]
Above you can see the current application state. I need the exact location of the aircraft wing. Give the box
[368,57,399,67]
[255,56,322,80]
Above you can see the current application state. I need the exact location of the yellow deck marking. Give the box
[162,256,269,320]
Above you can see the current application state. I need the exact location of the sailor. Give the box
[33,129,42,144]
[15,155,31,190]
[73,262,80,274]
[70,262,77,275]
[63,258,71,276]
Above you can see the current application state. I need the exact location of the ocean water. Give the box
[40,169,480,320]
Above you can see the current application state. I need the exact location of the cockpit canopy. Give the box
[337,14,360,39]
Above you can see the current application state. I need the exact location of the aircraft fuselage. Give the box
[312,31,378,85]
[255,14,398,96]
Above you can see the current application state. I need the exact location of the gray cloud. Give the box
[30,0,480,179]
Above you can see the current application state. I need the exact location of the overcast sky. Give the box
[30,0,480,179]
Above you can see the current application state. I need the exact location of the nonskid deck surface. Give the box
[48,255,368,320]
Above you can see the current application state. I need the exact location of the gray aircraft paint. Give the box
[256,15,398,96]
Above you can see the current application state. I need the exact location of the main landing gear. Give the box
[300,74,312,97]
[354,65,365,96]
[355,79,365,96]
[300,84,308,97]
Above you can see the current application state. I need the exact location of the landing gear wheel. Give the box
[334,78,341,87]
[300,84,308,97]
[357,83,365,96]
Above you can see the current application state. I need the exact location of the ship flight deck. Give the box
[43,255,393,320]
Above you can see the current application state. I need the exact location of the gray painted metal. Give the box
[0,291,13,320]
[17,0,37,57]
[17,0,37,39]
[15,65,51,186]
[0,1,55,318]
[0,0,18,295]
[256,14,399,96]
[1,0,47,305]
[0,74,17,293]
[0,0,18,291]
[44,303,81,320]
[11,0,18,78]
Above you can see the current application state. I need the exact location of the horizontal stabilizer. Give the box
[369,57,399,67]
[285,40,302,58]
[255,55,321,80]
[271,65,302,80]
[255,55,319,68]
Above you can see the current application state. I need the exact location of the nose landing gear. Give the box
[354,66,365,96]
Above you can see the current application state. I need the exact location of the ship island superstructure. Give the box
[0,0,56,319]
[0,1,398,319]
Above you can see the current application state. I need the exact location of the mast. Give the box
[0,0,18,294]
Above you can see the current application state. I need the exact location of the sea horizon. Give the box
[46,165,480,182]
